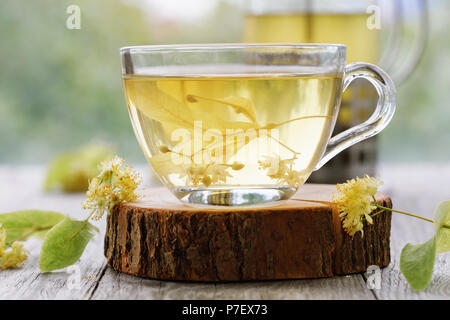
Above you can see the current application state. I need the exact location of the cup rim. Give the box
[120,43,347,53]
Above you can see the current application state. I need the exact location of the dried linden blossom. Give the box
[82,156,142,220]
[258,155,305,188]
[158,144,245,187]
[180,162,245,187]
[332,175,383,237]
[0,226,29,270]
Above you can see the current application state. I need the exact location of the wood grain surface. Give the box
[1,164,450,300]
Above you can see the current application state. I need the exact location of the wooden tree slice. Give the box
[104,184,392,282]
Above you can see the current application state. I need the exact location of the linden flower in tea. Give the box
[157,145,246,187]
[258,155,307,189]
[179,163,231,187]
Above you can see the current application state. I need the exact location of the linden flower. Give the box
[284,169,305,188]
[206,163,232,184]
[181,162,232,187]
[0,240,29,270]
[82,156,142,220]
[181,164,208,187]
[258,155,304,188]
[333,175,383,237]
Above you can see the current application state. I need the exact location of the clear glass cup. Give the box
[121,44,396,206]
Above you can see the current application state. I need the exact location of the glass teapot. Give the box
[243,0,428,182]
[243,0,428,85]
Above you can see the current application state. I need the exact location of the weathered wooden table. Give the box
[1,164,449,300]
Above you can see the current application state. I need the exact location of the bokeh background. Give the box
[0,0,448,166]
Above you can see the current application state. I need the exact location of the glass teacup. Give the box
[121,44,395,206]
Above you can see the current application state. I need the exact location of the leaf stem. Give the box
[4,226,52,232]
[68,219,93,241]
[186,94,257,123]
[268,133,300,156]
[291,198,439,226]
[374,204,434,224]
[85,209,96,222]
[262,115,332,130]
[4,226,53,246]
[290,198,333,206]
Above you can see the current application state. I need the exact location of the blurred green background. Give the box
[0,0,448,164]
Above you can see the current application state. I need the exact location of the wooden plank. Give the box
[91,269,374,300]
[368,164,450,299]
[0,166,107,300]
[373,215,450,300]
[92,269,222,300]
[2,164,450,300]
[213,276,375,300]
[0,237,107,300]
[90,269,163,300]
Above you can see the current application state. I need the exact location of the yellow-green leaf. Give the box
[400,236,436,291]
[0,210,65,243]
[220,96,258,124]
[187,94,258,124]
[434,200,450,253]
[129,83,259,134]
[148,152,186,178]
[129,81,196,129]
[39,217,98,272]
[45,142,115,192]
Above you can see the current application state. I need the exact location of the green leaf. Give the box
[32,230,51,240]
[38,217,98,272]
[44,142,115,193]
[0,210,65,243]
[400,236,436,291]
[433,200,450,253]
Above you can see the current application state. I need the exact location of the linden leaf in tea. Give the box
[130,81,197,129]
[186,94,258,124]
[130,83,259,136]
[0,210,65,243]
[220,96,258,124]
[39,217,98,272]
[148,152,186,178]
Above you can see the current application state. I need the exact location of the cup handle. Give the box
[314,62,396,171]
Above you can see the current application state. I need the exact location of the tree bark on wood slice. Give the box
[104,184,392,282]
